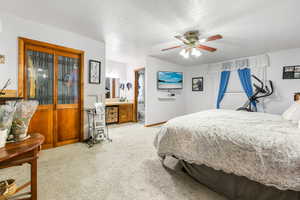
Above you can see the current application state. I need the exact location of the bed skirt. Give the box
[180,160,300,200]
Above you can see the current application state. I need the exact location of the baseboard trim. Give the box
[145,121,167,127]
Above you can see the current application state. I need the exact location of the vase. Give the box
[11,100,38,141]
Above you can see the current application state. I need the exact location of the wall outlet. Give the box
[0,55,5,64]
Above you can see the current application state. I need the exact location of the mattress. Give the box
[180,161,300,200]
[154,109,300,191]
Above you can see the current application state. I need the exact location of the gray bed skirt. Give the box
[180,160,300,200]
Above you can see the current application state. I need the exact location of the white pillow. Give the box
[282,101,300,123]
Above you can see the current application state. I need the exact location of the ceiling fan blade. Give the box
[197,44,217,52]
[161,45,183,51]
[200,34,223,42]
[174,35,189,44]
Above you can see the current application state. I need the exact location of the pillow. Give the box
[0,129,8,148]
[282,101,300,123]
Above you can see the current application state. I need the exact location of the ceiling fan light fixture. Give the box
[183,52,189,59]
[191,48,202,57]
[180,49,189,59]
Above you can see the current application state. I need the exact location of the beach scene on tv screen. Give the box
[158,71,183,89]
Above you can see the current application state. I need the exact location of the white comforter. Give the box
[154,109,300,191]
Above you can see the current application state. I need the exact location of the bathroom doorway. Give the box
[134,68,145,123]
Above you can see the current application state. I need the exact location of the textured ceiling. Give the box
[0,0,300,66]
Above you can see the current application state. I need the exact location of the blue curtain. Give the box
[216,71,231,109]
[237,68,256,108]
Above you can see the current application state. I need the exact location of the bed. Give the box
[154,109,300,200]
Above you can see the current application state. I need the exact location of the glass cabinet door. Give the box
[57,56,80,104]
[26,50,54,105]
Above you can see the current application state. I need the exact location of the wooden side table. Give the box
[0,133,44,200]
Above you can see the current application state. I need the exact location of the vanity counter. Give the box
[105,102,134,124]
[105,101,134,106]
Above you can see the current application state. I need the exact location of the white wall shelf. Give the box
[158,97,176,100]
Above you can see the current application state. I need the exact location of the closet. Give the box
[18,38,84,149]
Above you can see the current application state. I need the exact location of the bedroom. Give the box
[0,0,300,200]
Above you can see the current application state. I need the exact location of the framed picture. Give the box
[89,60,101,84]
[283,65,300,79]
[284,66,295,72]
[157,71,183,90]
[295,66,300,72]
[192,77,203,91]
[0,55,5,64]
[294,93,300,101]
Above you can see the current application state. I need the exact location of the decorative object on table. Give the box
[119,97,127,102]
[120,83,125,90]
[283,66,300,79]
[125,82,132,101]
[126,82,132,91]
[0,55,5,64]
[10,100,38,142]
[192,77,204,91]
[0,104,15,148]
[119,83,126,101]
[0,179,17,200]
[89,60,101,84]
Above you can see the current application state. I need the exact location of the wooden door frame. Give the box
[112,78,116,98]
[133,67,145,122]
[18,37,85,145]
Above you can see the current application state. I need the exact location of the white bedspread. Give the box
[154,110,300,191]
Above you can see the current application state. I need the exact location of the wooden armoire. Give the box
[18,38,84,149]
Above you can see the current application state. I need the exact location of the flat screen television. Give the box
[157,71,183,90]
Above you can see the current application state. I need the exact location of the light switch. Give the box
[0,55,5,64]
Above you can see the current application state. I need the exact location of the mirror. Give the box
[105,78,120,99]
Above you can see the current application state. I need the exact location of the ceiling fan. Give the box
[161,30,223,59]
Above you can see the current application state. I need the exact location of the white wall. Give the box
[0,13,106,137]
[185,48,300,115]
[145,57,186,125]
[265,48,300,114]
[0,13,105,108]
[184,64,218,114]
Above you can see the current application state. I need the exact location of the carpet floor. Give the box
[0,123,227,200]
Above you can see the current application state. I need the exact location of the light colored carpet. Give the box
[0,123,227,200]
